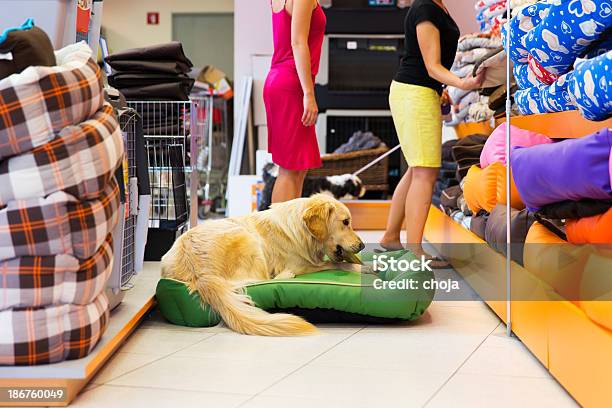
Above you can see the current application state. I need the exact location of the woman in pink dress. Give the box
[264,0,326,203]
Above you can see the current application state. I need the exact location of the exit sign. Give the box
[147,12,159,25]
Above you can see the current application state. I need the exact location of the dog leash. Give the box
[352,144,402,177]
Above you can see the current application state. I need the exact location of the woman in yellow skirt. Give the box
[381,0,483,267]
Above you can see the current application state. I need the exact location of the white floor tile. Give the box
[240,395,372,408]
[71,384,248,408]
[107,355,302,395]
[91,352,161,384]
[433,300,491,308]
[362,302,500,336]
[426,373,578,408]
[261,364,448,408]
[459,326,550,378]
[175,328,357,364]
[311,329,486,374]
[117,327,216,356]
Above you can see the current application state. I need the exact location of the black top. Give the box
[394,0,460,95]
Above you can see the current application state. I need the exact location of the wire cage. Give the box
[324,112,401,193]
[191,95,230,219]
[107,107,151,308]
[117,109,138,287]
[128,101,191,229]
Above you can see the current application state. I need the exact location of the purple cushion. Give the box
[511,128,612,212]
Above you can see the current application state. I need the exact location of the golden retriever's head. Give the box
[302,194,365,262]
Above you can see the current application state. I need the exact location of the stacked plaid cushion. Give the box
[0,293,109,365]
[0,236,113,309]
[0,42,123,365]
[0,42,104,161]
[0,178,119,261]
[0,103,123,205]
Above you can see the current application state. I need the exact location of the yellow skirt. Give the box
[389,81,442,168]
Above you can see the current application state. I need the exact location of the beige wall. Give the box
[446,0,480,35]
[102,0,234,52]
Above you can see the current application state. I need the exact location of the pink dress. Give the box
[263,1,326,170]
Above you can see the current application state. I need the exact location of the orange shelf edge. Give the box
[499,111,612,139]
[452,120,496,138]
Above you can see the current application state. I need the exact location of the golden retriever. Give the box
[160,194,365,336]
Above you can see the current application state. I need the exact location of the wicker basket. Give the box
[308,145,390,192]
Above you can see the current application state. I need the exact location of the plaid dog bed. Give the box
[0,292,109,365]
[0,235,113,310]
[0,42,104,161]
[0,103,123,206]
[0,178,119,262]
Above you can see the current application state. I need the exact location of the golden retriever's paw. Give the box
[274,271,296,280]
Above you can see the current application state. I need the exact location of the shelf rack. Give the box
[347,111,612,407]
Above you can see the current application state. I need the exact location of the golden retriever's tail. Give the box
[191,275,318,336]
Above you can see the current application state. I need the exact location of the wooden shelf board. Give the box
[343,200,390,230]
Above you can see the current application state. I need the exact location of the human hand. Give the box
[302,93,318,127]
[460,70,486,90]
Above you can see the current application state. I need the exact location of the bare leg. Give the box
[380,168,413,249]
[271,167,308,203]
[404,167,439,258]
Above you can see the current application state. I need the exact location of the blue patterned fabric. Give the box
[514,63,542,89]
[505,1,552,64]
[581,28,612,59]
[569,50,612,121]
[516,72,577,115]
[540,71,577,113]
[524,0,612,76]
[515,87,548,114]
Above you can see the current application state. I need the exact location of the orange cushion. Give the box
[523,222,590,300]
[566,207,612,245]
[494,164,525,210]
[463,165,498,213]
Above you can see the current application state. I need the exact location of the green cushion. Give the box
[155,250,435,327]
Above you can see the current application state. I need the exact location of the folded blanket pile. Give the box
[106,42,195,101]
[333,131,383,154]
[445,17,506,126]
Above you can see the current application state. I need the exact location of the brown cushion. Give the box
[0,25,55,80]
[451,134,488,181]
[485,204,535,266]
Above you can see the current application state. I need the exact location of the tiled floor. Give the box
[70,231,578,408]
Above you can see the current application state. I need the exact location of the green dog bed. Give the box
[155,250,435,327]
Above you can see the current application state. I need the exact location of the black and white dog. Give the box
[258,163,366,211]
